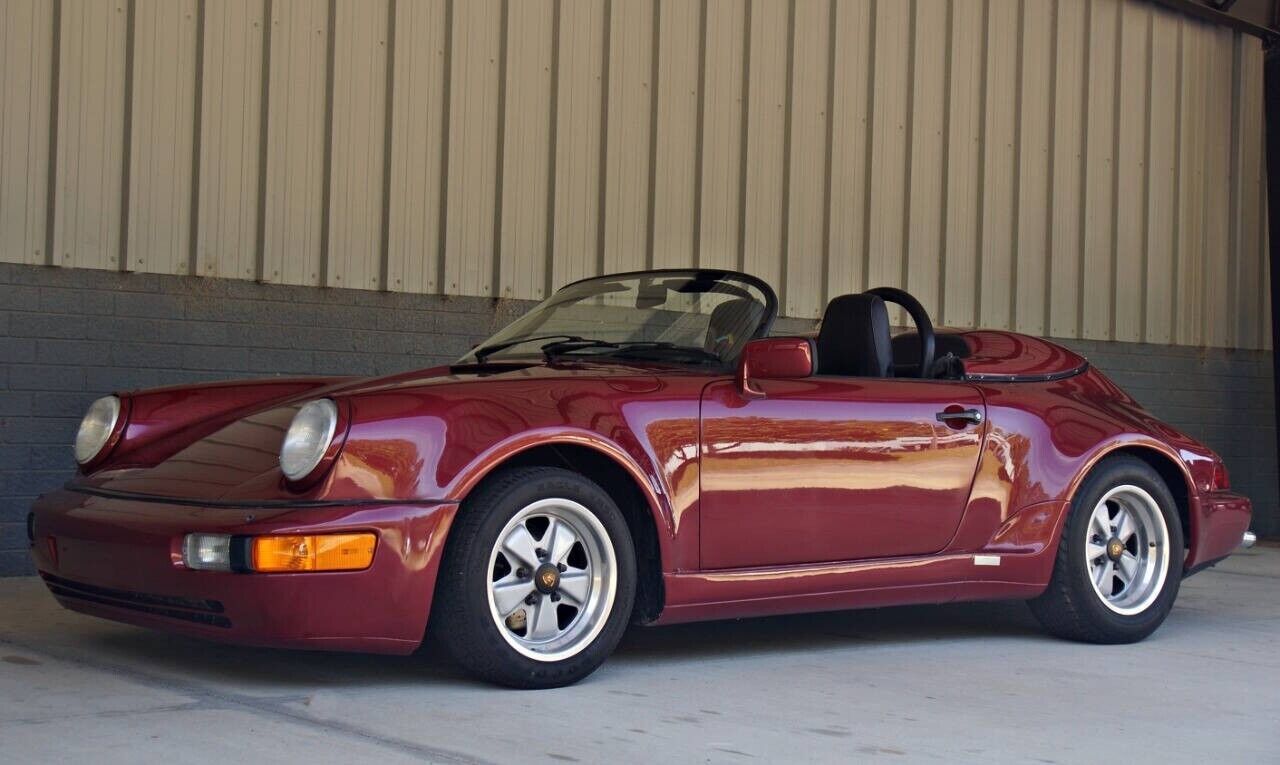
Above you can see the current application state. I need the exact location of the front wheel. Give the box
[432,466,636,688]
[1029,456,1184,643]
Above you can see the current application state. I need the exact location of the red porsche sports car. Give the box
[30,269,1253,687]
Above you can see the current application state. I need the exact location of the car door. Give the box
[698,375,986,569]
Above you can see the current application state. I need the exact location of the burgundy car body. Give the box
[29,321,1251,654]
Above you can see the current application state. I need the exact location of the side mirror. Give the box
[735,337,815,399]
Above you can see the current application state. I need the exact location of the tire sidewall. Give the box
[438,468,637,688]
[1061,458,1185,638]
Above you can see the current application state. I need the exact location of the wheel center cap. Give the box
[534,563,560,594]
[1106,538,1125,561]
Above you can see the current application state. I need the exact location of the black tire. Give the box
[431,466,636,688]
[1029,455,1184,643]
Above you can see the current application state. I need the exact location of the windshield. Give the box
[459,270,777,368]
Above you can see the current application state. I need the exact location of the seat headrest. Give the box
[816,293,893,377]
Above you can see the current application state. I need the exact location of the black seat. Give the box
[816,293,893,377]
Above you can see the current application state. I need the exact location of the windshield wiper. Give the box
[542,340,683,359]
[472,334,585,362]
[541,338,621,358]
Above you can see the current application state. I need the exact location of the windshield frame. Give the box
[460,268,779,369]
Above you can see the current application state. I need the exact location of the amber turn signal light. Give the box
[250,533,376,572]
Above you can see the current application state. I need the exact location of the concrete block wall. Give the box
[0,264,529,575]
[1,263,1274,575]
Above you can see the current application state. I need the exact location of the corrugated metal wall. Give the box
[0,0,1270,348]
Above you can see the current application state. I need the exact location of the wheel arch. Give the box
[1069,442,1195,560]
[449,440,667,623]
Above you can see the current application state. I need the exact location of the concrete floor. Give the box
[1,546,1277,764]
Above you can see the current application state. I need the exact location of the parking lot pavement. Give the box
[1,544,1277,764]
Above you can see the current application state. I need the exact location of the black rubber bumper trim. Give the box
[41,573,232,628]
[964,362,1090,384]
[62,482,454,510]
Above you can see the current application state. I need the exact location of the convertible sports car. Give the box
[30,269,1253,688]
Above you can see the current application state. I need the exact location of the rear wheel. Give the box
[432,466,636,688]
[1029,456,1184,643]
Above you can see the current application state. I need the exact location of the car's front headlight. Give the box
[74,395,122,465]
[280,399,340,482]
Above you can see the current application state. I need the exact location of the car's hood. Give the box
[72,359,709,503]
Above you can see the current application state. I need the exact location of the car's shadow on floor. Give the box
[80,599,1043,691]
[613,599,1043,664]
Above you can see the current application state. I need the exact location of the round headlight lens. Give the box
[280,399,339,482]
[74,395,122,465]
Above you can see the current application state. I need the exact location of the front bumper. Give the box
[29,489,458,654]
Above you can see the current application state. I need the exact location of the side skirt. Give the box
[654,549,1051,625]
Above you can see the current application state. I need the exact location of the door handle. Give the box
[936,408,984,425]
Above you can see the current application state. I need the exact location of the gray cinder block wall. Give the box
[1,263,1275,575]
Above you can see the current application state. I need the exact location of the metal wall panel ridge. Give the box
[0,0,1270,350]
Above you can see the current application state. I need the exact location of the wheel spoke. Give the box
[527,598,561,641]
[1091,559,1113,594]
[1116,551,1140,585]
[558,571,591,605]
[492,576,534,616]
[545,518,579,565]
[502,524,541,569]
[1086,539,1107,562]
[1115,509,1138,543]
[1091,505,1113,539]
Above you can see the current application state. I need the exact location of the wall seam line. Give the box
[318,0,337,288]
[644,0,662,271]
[1108,0,1123,341]
[692,0,708,268]
[1076,0,1093,339]
[186,0,204,277]
[434,0,453,294]
[490,0,510,297]
[1043,0,1059,335]
[543,0,561,299]
[1139,7,1154,342]
[378,0,397,292]
[860,0,878,293]
[901,0,917,296]
[118,0,137,274]
[594,0,612,278]
[734,0,752,275]
[42,0,63,269]
[974,0,990,322]
[252,0,272,283]
[778,0,796,313]
[819,0,837,307]
[1010,0,1025,330]
[937,0,953,322]
[1226,31,1243,348]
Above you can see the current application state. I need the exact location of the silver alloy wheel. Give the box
[486,498,617,662]
[1084,484,1171,615]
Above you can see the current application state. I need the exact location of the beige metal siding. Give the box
[195,0,264,281]
[127,0,199,277]
[262,0,328,287]
[52,0,129,272]
[0,0,54,267]
[0,0,1270,350]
